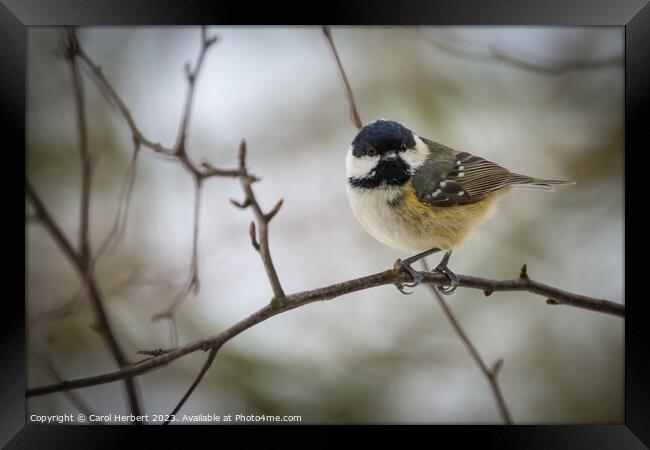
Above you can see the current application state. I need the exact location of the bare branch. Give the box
[230,197,251,209]
[150,176,202,344]
[65,27,240,333]
[163,140,284,414]
[265,199,284,222]
[73,28,243,182]
[424,31,622,76]
[75,49,174,156]
[323,26,363,130]
[200,161,245,179]
[163,347,220,425]
[30,31,147,416]
[421,259,512,424]
[249,221,260,251]
[26,180,143,421]
[29,266,147,327]
[460,266,623,317]
[136,348,172,357]
[28,286,86,326]
[40,357,99,421]
[26,263,623,398]
[492,358,504,377]
[65,28,92,267]
[93,141,140,265]
[174,26,219,155]
[233,140,285,300]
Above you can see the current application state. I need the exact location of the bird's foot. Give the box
[434,257,459,295]
[394,260,425,295]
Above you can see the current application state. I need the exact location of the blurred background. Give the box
[26,26,623,424]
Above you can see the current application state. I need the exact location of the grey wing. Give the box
[412,146,540,207]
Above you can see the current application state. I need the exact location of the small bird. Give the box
[345,119,574,295]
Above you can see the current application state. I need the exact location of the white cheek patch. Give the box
[345,146,380,178]
[400,134,430,170]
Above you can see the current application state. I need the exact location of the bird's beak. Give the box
[381,151,398,162]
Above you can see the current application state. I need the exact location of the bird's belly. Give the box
[347,185,500,253]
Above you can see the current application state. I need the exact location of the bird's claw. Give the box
[394,250,459,295]
[395,260,425,295]
[435,262,459,295]
[395,282,416,295]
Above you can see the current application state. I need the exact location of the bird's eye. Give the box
[400,143,408,152]
[366,148,377,157]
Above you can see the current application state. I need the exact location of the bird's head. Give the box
[346,119,429,189]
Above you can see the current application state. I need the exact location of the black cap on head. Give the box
[351,120,416,157]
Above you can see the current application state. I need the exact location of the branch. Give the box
[163,347,219,425]
[75,49,172,156]
[128,28,245,340]
[150,176,203,346]
[466,263,623,317]
[323,26,363,130]
[231,140,285,300]
[166,140,286,418]
[62,26,249,366]
[62,31,142,421]
[65,28,92,267]
[26,263,623,398]
[32,29,140,346]
[26,180,143,422]
[424,31,622,76]
[41,356,100,421]
[93,139,140,265]
[29,31,145,418]
[174,26,218,156]
[28,286,85,326]
[421,259,512,424]
[162,140,284,417]
[73,27,243,181]
[29,267,147,327]
[68,26,239,335]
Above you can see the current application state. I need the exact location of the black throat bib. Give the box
[349,159,410,189]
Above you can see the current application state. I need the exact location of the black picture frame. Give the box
[5,0,648,447]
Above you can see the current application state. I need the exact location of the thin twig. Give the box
[70,26,237,333]
[65,28,92,267]
[163,347,220,425]
[127,27,242,336]
[166,140,285,417]
[151,176,203,335]
[41,357,100,421]
[93,140,140,265]
[75,50,173,156]
[73,28,243,181]
[323,26,363,130]
[71,27,243,325]
[422,259,512,424]
[232,140,285,300]
[174,26,218,156]
[59,29,144,421]
[26,262,623,398]
[26,180,143,421]
[424,31,622,76]
[29,266,146,327]
[36,54,142,333]
[136,348,173,357]
[28,286,86,326]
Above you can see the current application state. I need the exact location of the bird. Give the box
[345,119,574,295]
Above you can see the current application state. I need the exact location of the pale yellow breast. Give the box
[347,182,506,253]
